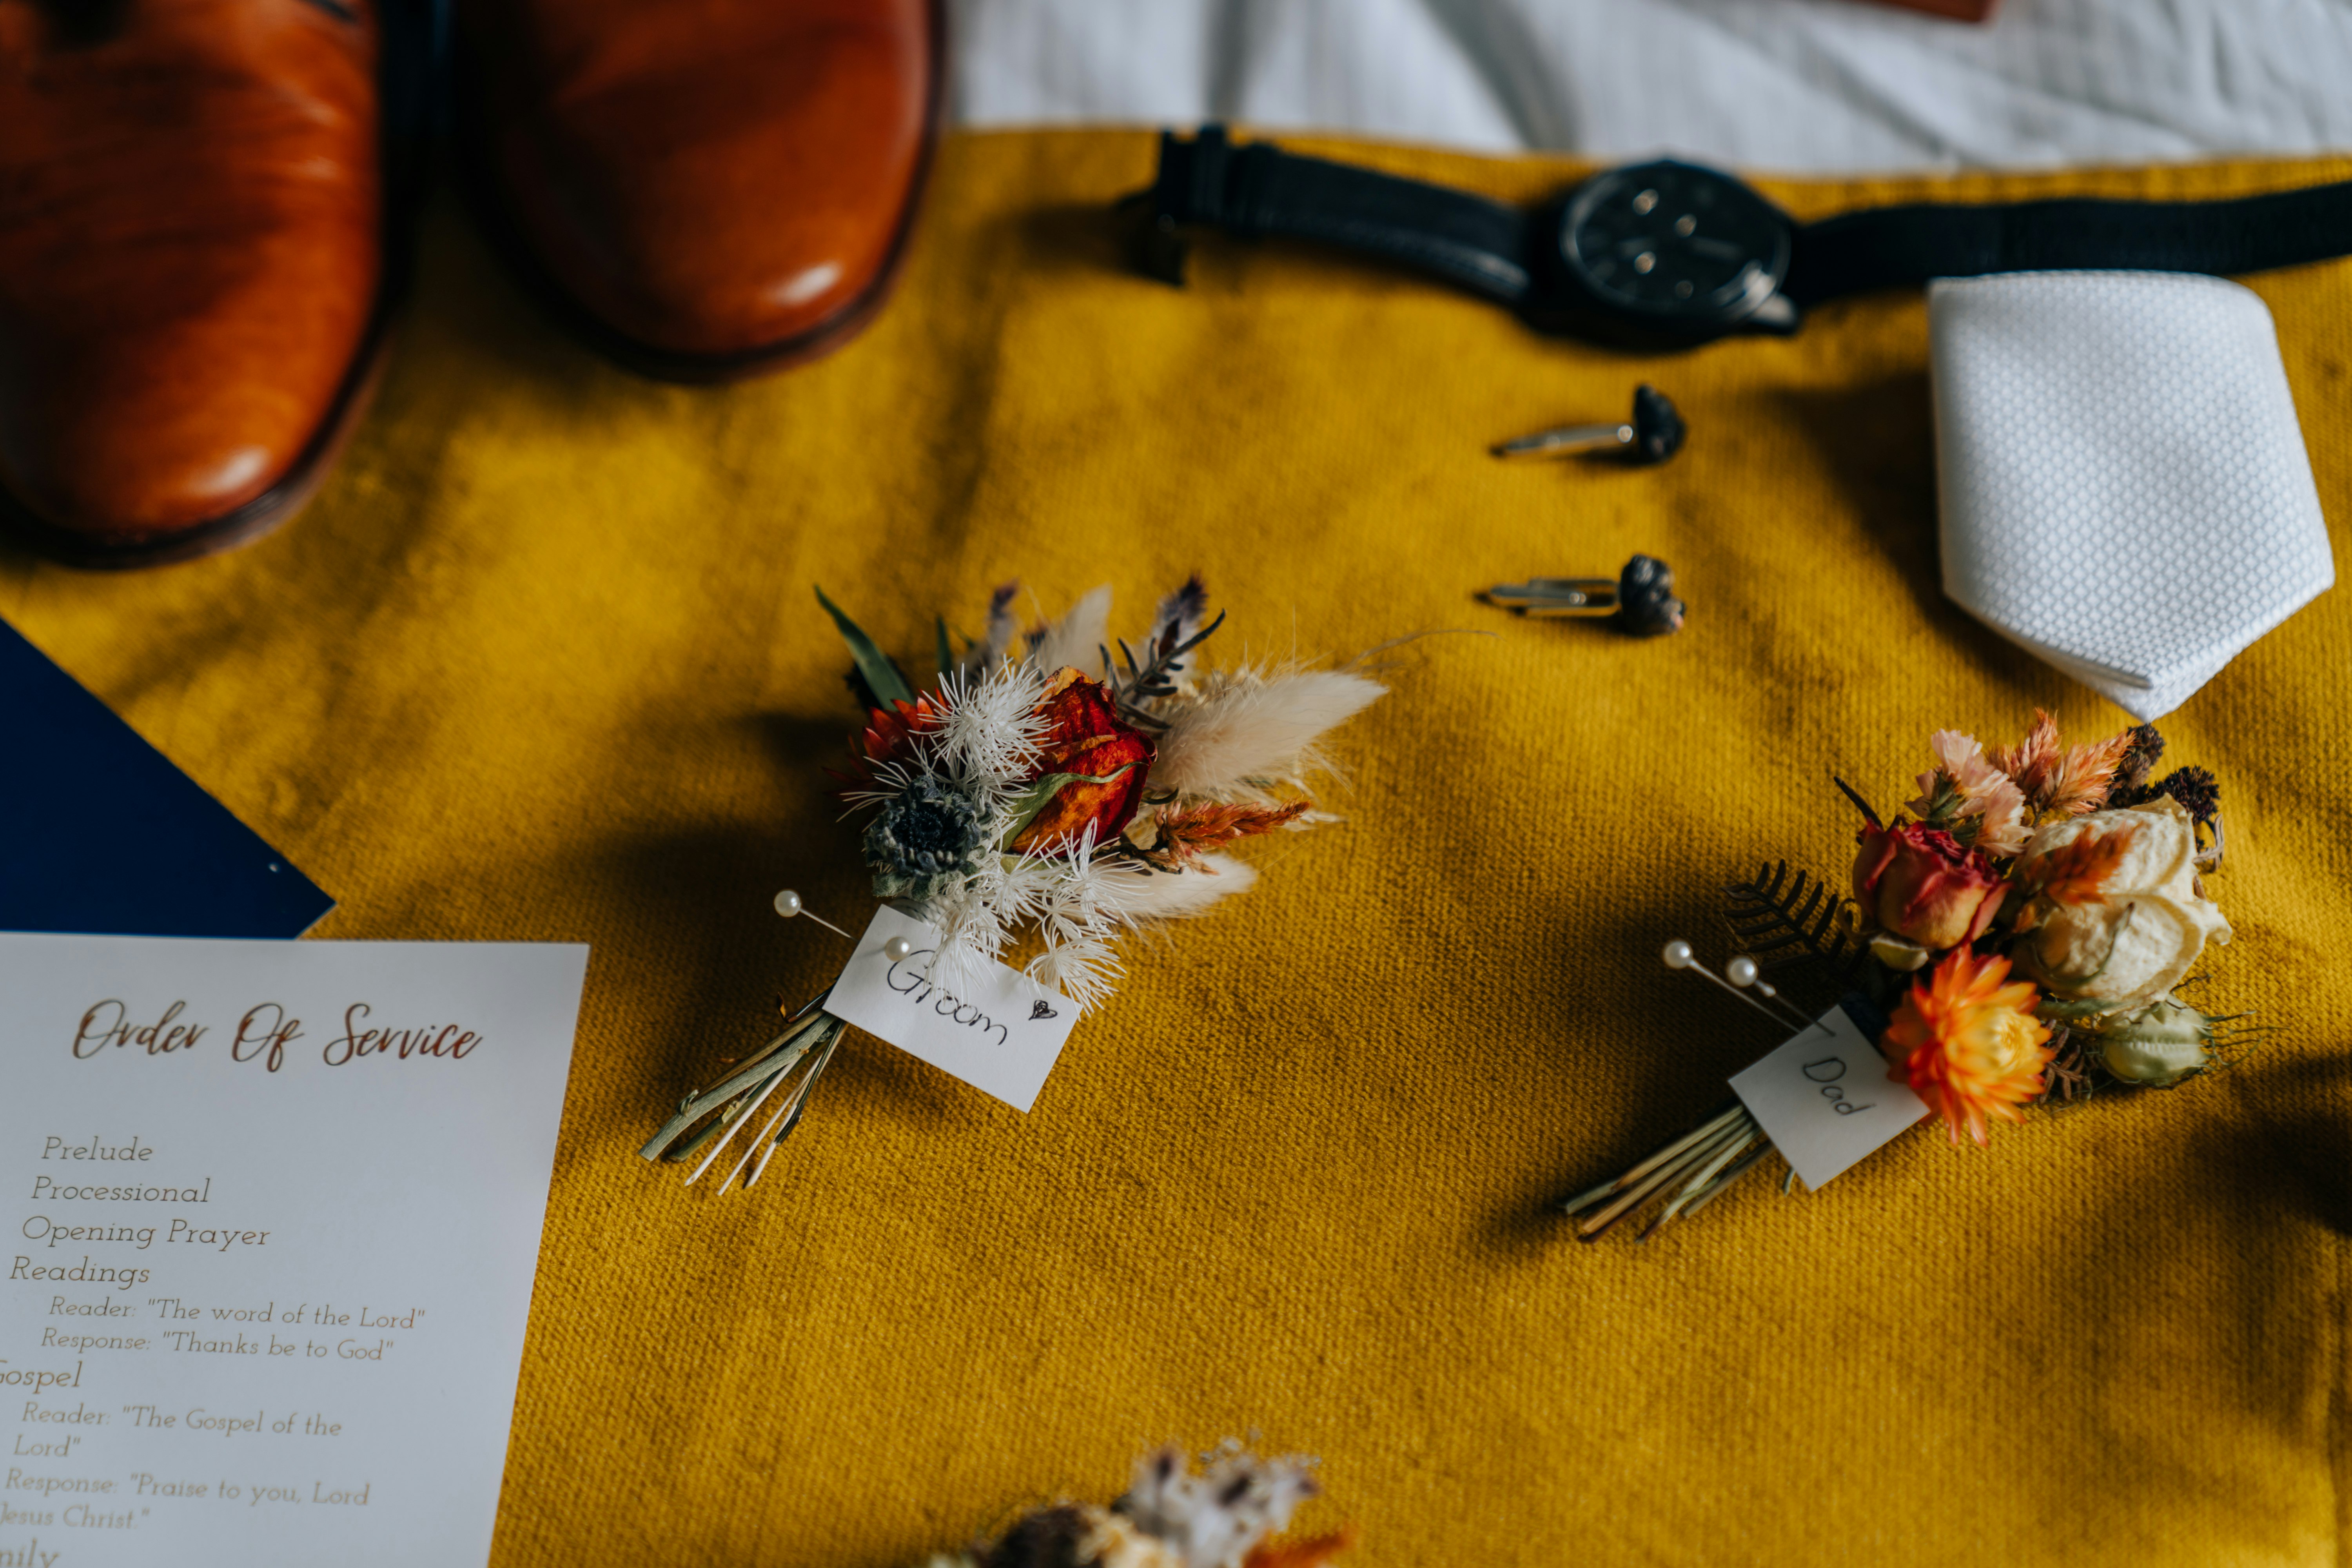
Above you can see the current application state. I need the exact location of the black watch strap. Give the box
[1138,125,1534,307]
[1786,180,2352,307]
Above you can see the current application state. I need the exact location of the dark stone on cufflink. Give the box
[1613,554,1686,637]
[1630,385,1686,465]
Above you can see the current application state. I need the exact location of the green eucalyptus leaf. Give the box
[935,616,956,679]
[815,585,916,708]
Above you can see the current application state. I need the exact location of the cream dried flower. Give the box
[2012,796,2232,1014]
[1117,1443,1320,1568]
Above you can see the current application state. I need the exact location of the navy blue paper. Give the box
[0,617,333,937]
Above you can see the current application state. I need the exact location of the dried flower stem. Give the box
[1641,1123,1766,1238]
[1567,1103,1742,1198]
[639,996,844,1183]
[1678,1139,1778,1219]
[1561,1103,1782,1241]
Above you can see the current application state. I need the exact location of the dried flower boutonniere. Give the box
[641,577,1389,1193]
[928,1443,1354,1568]
[1564,711,2259,1241]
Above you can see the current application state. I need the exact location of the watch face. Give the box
[1557,161,1791,327]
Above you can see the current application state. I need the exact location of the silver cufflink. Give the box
[1491,384,1686,465]
[1485,553,1685,637]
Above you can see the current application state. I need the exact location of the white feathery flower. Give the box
[914,846,1081,997]
[984,849,1066,930]
[934,661,1051,789]
[926,837,1064,984]
[1027,937,1123,1016]
[1117,1443,1320,1568]
[923,876,1009,982]
[1032,833,1126,933]
[1149,664,1385,799]
[928,931,995,995]
[1022,831,1135,1013]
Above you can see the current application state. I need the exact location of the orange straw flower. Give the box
[1881,950,2054,1147]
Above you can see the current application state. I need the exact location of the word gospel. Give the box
[71,1000,484,1073]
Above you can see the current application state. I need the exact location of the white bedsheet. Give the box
[947,0,2352,173]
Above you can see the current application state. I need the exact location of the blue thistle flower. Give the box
[864,775,993,899]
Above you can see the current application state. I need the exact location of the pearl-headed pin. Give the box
[1662,939,1830,1036]
[772,889,854,941]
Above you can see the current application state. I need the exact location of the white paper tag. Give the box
[824,906,1077,1112]
[1728,1004,1929,1191]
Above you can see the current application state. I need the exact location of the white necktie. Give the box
[1929,270,2334,721]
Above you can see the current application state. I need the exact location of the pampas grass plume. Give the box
[1149,666,1385,797]
[1100,855,1259,921]
[1029,584,1112,675]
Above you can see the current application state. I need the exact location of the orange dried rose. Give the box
[1006,668,1155,853]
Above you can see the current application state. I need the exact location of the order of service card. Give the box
[0,933,588,1568]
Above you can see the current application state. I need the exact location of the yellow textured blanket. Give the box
[5,132,2348,1566]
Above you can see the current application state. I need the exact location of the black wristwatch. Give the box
[1129,125,2352,348]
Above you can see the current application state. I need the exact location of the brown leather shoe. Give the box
[457,0,942,383]
[0,0,398,569]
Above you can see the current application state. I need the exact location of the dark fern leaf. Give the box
[1722,860,1864,995]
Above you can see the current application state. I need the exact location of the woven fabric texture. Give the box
[1931,269,2334,719]
[3,132,2348,1567]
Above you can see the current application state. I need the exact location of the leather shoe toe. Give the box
[0,0,391,568]
[462,0,941,381]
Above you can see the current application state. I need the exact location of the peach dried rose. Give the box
[1851,822,2008,952]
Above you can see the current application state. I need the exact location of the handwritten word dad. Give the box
[72,1000,484,1073]
[1800,1055,1876,1116]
